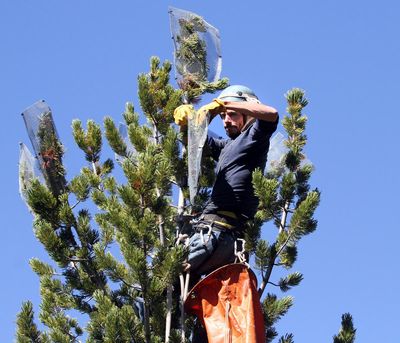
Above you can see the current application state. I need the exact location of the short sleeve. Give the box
[206,136,228,161]
[250,116,279,139]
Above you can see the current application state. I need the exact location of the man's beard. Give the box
[225,125,241,139]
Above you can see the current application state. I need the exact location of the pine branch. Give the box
[333,313,356,343]
[278,272,303,292]
[279,333,294,343]
[15,302,43,343]
[263,294,293,331]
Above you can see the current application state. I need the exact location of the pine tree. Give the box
[16,9,354,343]
[16,51,228,341]
[17,57,188,342]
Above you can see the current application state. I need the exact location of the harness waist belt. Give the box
[202,213,238,230]
[216,210,237,219]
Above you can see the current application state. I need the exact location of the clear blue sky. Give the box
[1,1,399,342]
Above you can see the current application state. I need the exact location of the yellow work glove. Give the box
[196,99,225,125]
[174,104,195,127]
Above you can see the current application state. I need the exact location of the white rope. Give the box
[234,238,249,266]
[224,301,232,343]
[175,233,189,246]
[199,224,213,245]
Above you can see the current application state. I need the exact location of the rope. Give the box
[224,301,232,343]
[199,224,213,245]
[234,238,249,266]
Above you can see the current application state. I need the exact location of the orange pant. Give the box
[185,263,265,343]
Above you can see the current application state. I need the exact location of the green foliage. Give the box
[26,180,58,224]
[18,55,220,342]
[252,88,323,340]
[16,16,336,340]
[16,301,44,343]
[69,173,91,201]
[263,294,293,343]
[279,333,294,343]
[253,170,280,221]
[86,290,144,343]
[243,217,262,253]
[104,116,128,158]
[138,56,182,135]
[333,313,356,343]
[18,82,324,343]
[29,259,55,277]
[279,244,298,269]
[278,272,303,292]
[281,89,308,172]
[72,119,102,163]
[36,111,67,196]
[288,190,320,241]
[255,240,276,273]
[33,219,70,267]
[173,14,228,102]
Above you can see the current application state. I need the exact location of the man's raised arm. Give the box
[223,101,278,122]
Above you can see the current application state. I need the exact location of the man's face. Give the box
[221,110,244,139]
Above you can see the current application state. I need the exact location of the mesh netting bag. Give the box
[265,132,312,174]
[115,122,138,165]
[169,7,223,204]
[169,6,222,88]
[21,100,66,196]
[187,110,209,204]
[18,143,43,209]
[265,132,288,172]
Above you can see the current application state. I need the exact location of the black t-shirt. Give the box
[203,117,278,219]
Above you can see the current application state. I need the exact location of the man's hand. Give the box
[196,99,225,125]
[174,104,195,127]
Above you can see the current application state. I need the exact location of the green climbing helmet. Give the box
[217,85,258,102]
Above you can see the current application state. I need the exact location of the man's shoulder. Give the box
[247,117,279,137]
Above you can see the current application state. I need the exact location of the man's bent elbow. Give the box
[262,106,278,122]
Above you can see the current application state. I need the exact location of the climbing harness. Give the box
[176,212,250,342]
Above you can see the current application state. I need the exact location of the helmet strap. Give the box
[241,116,256,132]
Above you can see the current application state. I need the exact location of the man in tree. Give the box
[175,85,279,278]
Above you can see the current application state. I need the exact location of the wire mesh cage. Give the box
[187,111,209,204]
[115,122,138,165]
[21,100,66,196]
[169,7,224,206]
[169,6,222,89]
[18,143,44,209]
[264,132,312,175]
[265,132,287,173]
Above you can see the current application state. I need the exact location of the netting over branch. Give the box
[115,122,138,165]
[18,143,44,210]
[188,112,210,204]
[265,132,312,175]
[21,100,66,196]
[169,6,222,91]
[265,132,287,172]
